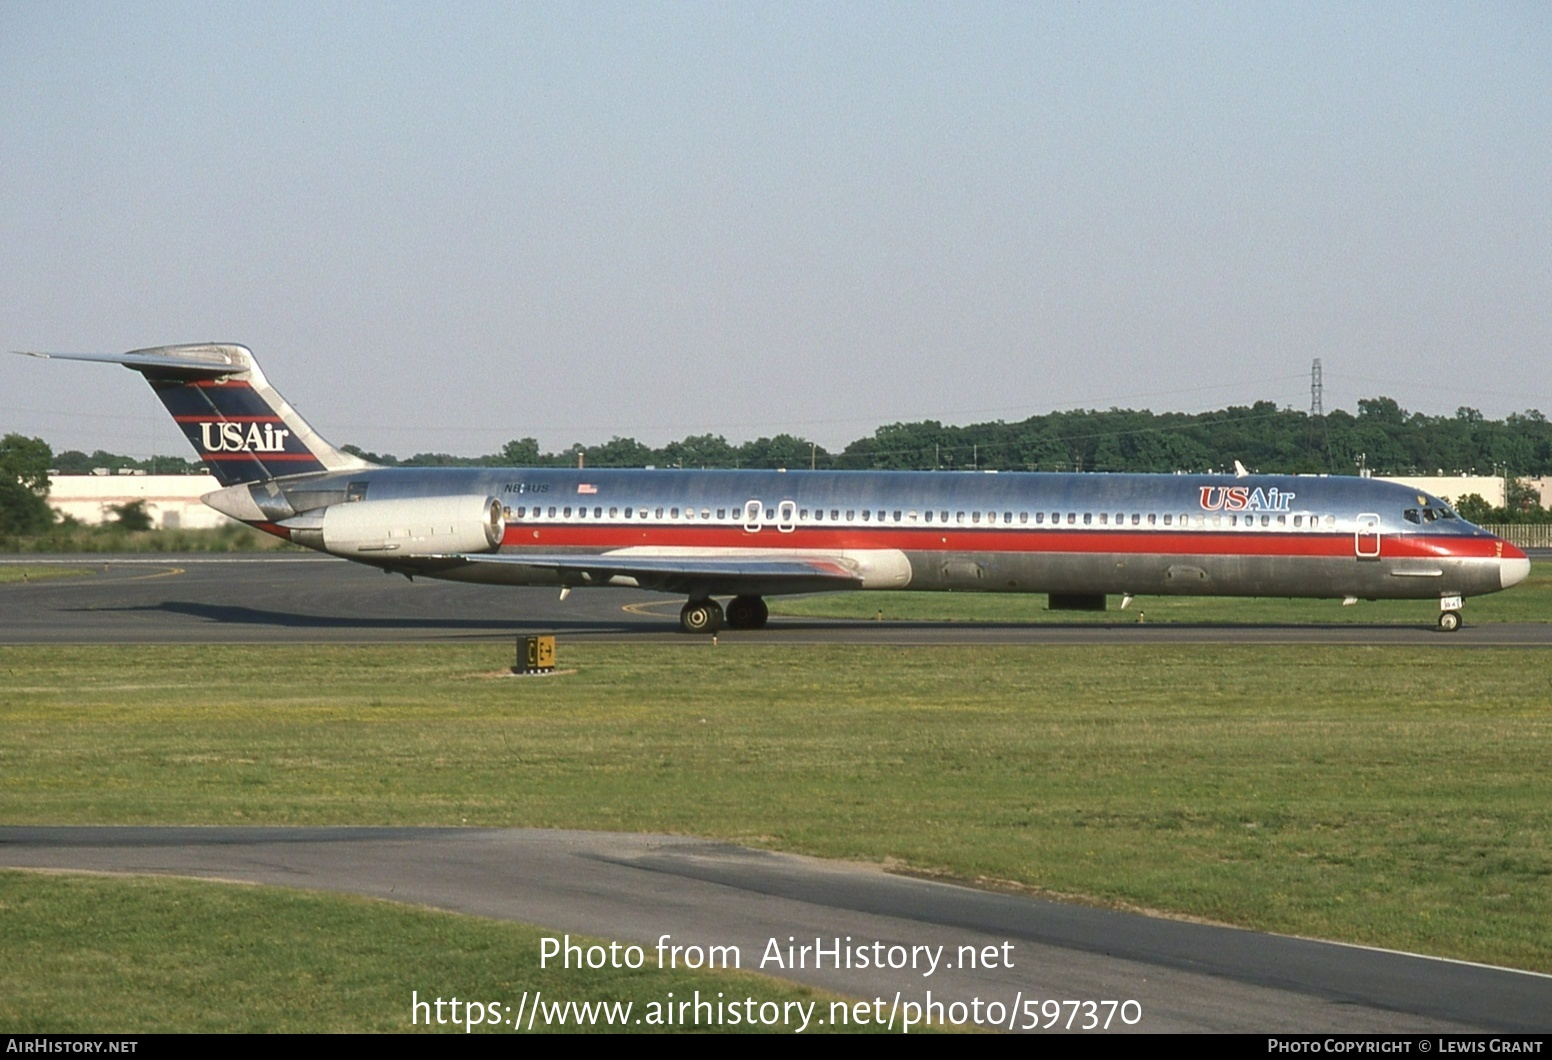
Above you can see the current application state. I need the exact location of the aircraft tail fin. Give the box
[20,344,372,487]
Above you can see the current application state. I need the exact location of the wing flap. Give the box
[434,552,864,596]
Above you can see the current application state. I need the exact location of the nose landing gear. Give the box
[1438,594,1464,633]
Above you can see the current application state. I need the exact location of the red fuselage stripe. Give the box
[498,524,1506,560]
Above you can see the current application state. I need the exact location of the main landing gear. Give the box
[724,595,769,630]
[678,595,769,634]
[679,599,723,634]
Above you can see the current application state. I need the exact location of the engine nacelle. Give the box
[285,495,505,558]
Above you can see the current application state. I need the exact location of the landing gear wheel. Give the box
[679,599,724,634]
[725,595,769,630]
[1438,610,1462,633]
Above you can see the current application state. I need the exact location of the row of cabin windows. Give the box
[505,505,1342,530]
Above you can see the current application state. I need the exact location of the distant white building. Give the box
[45,471,232,530]
[1376,475,1506,508]
[1379,475,1552,512]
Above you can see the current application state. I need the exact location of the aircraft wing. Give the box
[435,552,865,596]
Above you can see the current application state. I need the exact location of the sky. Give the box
[3,2,1549,462]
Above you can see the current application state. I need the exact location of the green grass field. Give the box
[3,643,1549,979]
[3,560,1548,1029]
[0,872,850,1033]
[1,521,299,553]
[0,565,91,584]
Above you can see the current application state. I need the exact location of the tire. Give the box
[1438,610,1462,633]
[680,600,724,634]
[725,595,769,630]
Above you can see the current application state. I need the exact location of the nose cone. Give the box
[1500,541,1531,590]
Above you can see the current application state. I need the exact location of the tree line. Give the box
[340,399,1552,481]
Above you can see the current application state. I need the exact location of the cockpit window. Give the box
[1404,509,1421,524]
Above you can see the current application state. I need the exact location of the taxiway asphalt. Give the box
[3,553,1548,645]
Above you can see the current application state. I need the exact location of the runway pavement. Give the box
[5,554,1549,1032]
[3,553,1548,645]
[4,826,1549,1033]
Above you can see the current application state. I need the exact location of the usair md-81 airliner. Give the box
[26,344,1530,633]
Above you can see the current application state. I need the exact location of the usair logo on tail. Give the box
[200,421,292,453]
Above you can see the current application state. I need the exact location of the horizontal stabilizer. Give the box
[19,345,254,378]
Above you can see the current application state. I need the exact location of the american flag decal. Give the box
[577,483,597,494]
